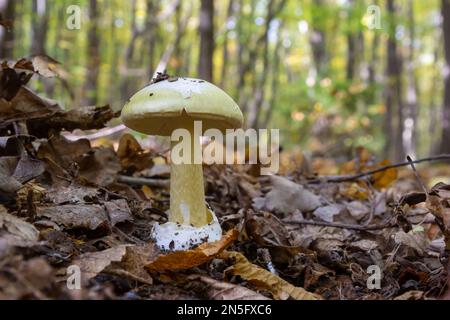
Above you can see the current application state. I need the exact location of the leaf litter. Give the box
[0,56,449,300]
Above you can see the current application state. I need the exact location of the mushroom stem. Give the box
[169,125,208,227]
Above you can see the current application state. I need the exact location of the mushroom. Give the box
[121,77,243,251]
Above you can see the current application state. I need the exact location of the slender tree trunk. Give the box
[236,0,247,106]
[220,0,235,88]
[346,33,356,81]
[0,0,15,59]
[309,0,328,77]
[346,31,363,81]
[153,2,191,77]
[146,0,160,80]
[198,0,214,82]
[30,0,48,55]
[82,0,100,106]
[120,0,139,102]
[403,0,419,156]
[368,29,380,103]
[262,26,283,128]
[429,31,442,154]
[441,0,450,153]
[247,0,287,128]
[384,0,404,161]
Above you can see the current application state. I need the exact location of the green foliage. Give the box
[4,0,446,158]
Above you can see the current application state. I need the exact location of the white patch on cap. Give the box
[151,210,222,251]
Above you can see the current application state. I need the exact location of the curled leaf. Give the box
[146,229,238,271]
[220,251,321,300]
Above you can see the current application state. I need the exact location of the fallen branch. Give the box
[117,175,169,188]
[284,219,397,231]
[307,154,450,184]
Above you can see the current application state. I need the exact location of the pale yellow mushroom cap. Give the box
[121,77,244,135]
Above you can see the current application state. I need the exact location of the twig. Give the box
[406,155,429,196]
[106,268,153,286]
[117,175,169,188]
[62,124,126,141]
[307,154,450,184]
[284,219,397,231]
[112,226,145,245]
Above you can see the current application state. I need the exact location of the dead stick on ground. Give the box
[284,219,397,231]
[106,268,153,286]
[307,154,450,184]
[406,155,429,196]
[117,175,169,188]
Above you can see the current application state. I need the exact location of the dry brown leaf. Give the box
[189,275,270,300]
[31,54,66,78]
[393,230,430,255]
[146,229,238,271]
[371,159,397,189]
[394,290,424,300]
[0,205,39,241]
[117,133,152,173]
[44,183,99,205]
[72,245,130,282]
[104,199,132,226]
[36,204,109,231]
[77,147,121,187]
[220,251,321,300]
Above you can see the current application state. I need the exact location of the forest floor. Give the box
[1,57,450,300]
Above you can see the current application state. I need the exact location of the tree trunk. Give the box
[384,0,405,161]
[309,0,328,77]
[153,2,191,77]
[82,0,100,106]
[0,0,15,59]
[30,0,48,55]
[429,30,442,154]
[262,25,283,129]
[198,0,214,82]
[246,0,287,128]
[220,0,235,88]
[368,29,380,103]
[145,0,160,81]
[440,0,450,153]
[403,0,419,156]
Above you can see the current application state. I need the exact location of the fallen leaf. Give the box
[72,245,130,282]
[44,183,99,204]
[104,199,133,226]
[0,205,39,241]
[253,175,321,214]
[346,201,370,220]
[146,229,238,271]
[27,105,118,138]
[394,290,424,300]
[77,147,121,187]
[393,230,430,255]
[245,210,292,246]
[220,251,321,300]
[117,133,152,173]
[0,156,22,194]
[189,275,270,300]
[313,204,343,223]
[31,54,65,78]
[36,204,109,230]
[371,160,398,189]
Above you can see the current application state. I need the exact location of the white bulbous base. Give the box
[151,210,222,251]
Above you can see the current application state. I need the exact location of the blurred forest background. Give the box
[0,0,449,163]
